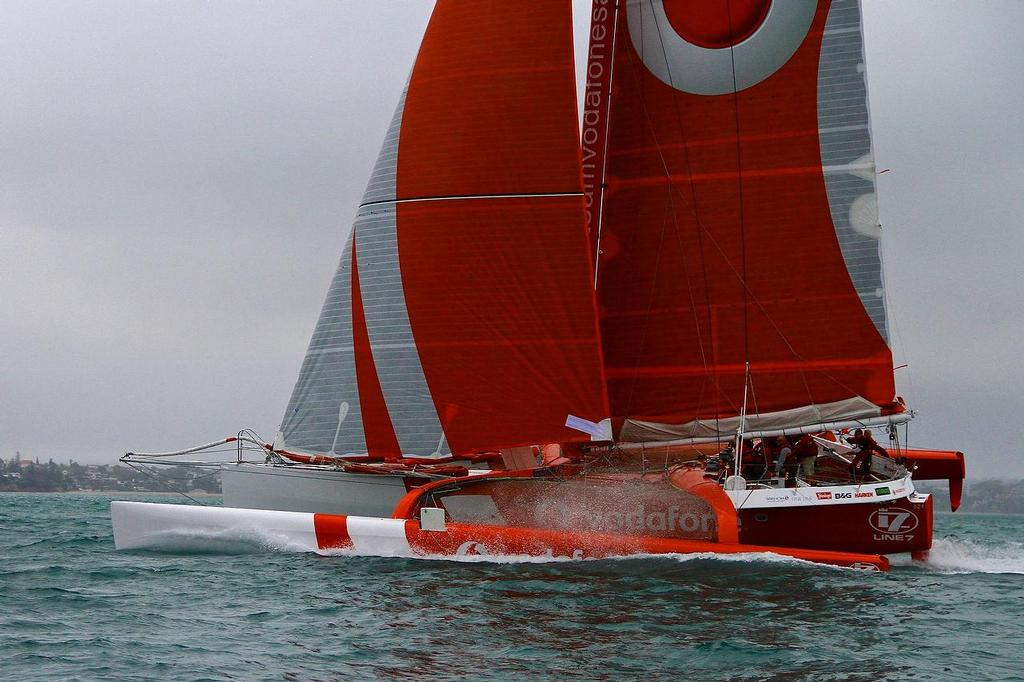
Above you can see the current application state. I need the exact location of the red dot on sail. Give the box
[662,0,772,49]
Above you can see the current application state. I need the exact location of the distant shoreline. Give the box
[0,490,221,497]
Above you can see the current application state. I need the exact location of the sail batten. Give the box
[358,192,584,209]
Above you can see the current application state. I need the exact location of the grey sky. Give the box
[2,1,1021,478]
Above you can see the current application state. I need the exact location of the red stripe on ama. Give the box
[313,514,353,550]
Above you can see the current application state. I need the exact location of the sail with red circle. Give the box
[584,0,903,440]
[279,0,609,457]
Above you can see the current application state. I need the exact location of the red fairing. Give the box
[667,467,739,543]
[903,449,966,511]
[395,1,608,453]
[594,0,896,425]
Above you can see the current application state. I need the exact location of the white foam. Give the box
[133,526,315,555]
[609,551,871,572]
[890,537,1024,574]
[377,551,864,570]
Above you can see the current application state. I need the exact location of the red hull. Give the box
[739,494,933,555]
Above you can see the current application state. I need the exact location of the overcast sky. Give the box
[2,1,1022,477]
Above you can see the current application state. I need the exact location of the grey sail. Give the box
[818,0,889,341]
[277,228,368,455]
[277,86,447,456]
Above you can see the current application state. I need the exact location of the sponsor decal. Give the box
[456,541,586,561]
[849,562,881,572]
[533,500,715,536]
[816,492,832,500]
[625,1,816,96]
[765,495,791,502]
[874,487,891,496]
[855,492,873,498]
[893,487,906,494]
[869,507,919,543]
[581,0,614,227]
[455,541,489,557]
[834,492,853,500]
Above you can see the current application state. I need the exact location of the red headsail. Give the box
[280,1,609,457]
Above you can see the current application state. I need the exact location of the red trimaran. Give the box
[114,0,966,571]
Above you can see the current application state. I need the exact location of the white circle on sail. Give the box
[626,1,817,96]
[849,192,881,239]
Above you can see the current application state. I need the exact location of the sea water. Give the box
[1,493,1021,681]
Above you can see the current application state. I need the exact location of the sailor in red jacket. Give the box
[793,433,819,479]
[849,429,888,481]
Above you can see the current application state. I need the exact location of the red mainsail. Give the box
[585,0,901,440]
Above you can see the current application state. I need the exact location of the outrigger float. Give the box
[113,0,967,570]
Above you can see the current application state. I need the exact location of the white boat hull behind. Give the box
[220,463,409,517]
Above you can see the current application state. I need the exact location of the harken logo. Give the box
[869,508,919,534]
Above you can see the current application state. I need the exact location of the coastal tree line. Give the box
[0,457,221,494]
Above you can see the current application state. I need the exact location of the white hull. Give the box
[726,474,917,510]
[220,463,408,517]
[111,500,326,552]
[110,500,411,555]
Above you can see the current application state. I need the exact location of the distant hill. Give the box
[915,479,1024,514]
[1,458,221,494]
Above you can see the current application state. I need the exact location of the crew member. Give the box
[793,433,818,479]
[849,429,888,480]
[774,436,794,483]
[741,439,764,480]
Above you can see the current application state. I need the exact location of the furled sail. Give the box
[279,0,609,457]
[585,0,903,440]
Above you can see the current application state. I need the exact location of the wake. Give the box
[890,536,1024,574]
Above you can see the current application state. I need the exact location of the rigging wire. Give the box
[724,0,752,378]
[621,1,725,426]
[122,461,211,507]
